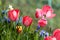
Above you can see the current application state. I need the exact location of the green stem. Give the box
[27,27,28,40]
[34,32,38,40]
[17,34,21,40]
[48,0,52,7]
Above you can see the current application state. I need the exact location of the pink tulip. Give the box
[35,5,56,19]
[8,9,20,21]
[42,5,52,15]
[42,5,56,19]
[35,8,43,18]
[38,18,47,27]
[53,29,60,40]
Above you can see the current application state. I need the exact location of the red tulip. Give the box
[8,9,20,21]
[53,29,60,40]
[35,8,43,18]
[38,18,47,27]
[44,36,52,40]
[44,36,56,40]
[22,16,33,27]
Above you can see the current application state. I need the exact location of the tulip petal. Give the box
[38,19,47,27]
[46,11,56,19]
[35,8,43,18]
[53,29,60,40]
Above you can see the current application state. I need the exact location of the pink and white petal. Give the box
[42,5,51,14]
[46,11,52,18]
[36,8,42,16]
[51,14,56,18]
[36,8,43,18]
[36,8,42,11]
[52,37,56,40]
[48,14,56,19]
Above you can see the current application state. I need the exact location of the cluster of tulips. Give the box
[2,4,60,40]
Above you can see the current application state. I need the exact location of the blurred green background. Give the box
[0,0,60,40]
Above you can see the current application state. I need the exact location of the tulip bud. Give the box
[8,9,20,21]
[22,16,33,27]
[16,26,22,33]
[38,19,47,27]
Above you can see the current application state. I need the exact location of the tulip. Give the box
[44,36,56,40]
[42,5,56,19]
[35,5,56,19]
[8,9,20,21]
[16,26,22,33]
[38,18,47,27]
[22,16,33,27]
[53,29,60,40]
[42,5,52,15]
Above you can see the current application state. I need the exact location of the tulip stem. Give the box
[27,27,28,40]
[24,27,29,40]
[17,34,21,40]
[34,32,38,40]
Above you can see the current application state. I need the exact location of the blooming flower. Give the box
[53,29,60,40]
[16,26,22,33]
[7,18,10,23]
[35,5,56,19]
[37,25,40,30]
[8,9,20,21]
[38,18,47,27]
[40,30,45,37]
[44,36,56,40]
[22,16,33,27]
[42,5,56,19]
[9,5,13,10]
[45,32,49,37]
